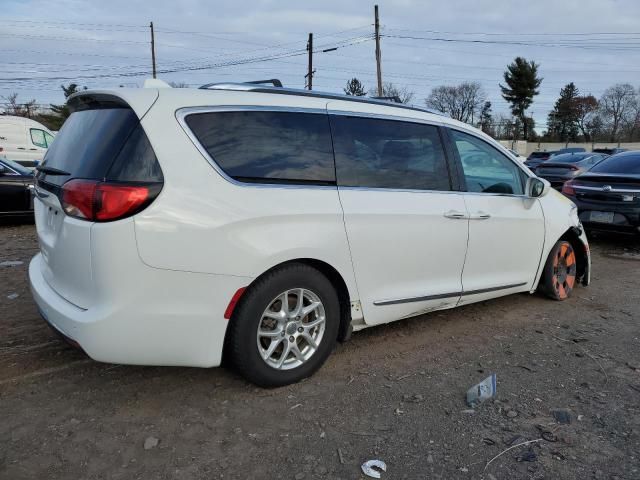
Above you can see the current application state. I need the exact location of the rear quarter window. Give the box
[184,110,336,184]
[38,107,162,186]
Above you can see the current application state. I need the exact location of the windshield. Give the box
[590,152,640,174]
[1,157,32,175]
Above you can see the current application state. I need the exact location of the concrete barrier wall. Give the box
[498,140,640,156]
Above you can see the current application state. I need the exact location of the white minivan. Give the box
[29,81,590,386]
[0,115,55,169]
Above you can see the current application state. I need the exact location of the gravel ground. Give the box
[1,224,639,480]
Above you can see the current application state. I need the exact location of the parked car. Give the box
[535,152,608,190]
[593,147,627,155]
[525,151,556,171]
[525,148,587,173]
[0,115,55,169]
[29,81,591,387]
[562,150,640,234]
[0,156,34,222]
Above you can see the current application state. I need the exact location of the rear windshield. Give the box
[528,152,549,158]
[590,152,640,174]
[547,153,590,163]
[38,107,162,187]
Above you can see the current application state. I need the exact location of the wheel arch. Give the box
[535,226,588,291]
[222,258,354,364]
[559,227,589,285]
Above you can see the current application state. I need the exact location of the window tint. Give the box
[590,152,640,174]
[330,116,451,190]
[450,129,525,195]
[185,111,335,184]
[30,128,47,148]
[39,107,161,187]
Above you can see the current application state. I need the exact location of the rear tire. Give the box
[539,240,578,301]
[226,263,340,387]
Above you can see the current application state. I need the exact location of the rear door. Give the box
[446,128,545,304]
[328,111,469,326]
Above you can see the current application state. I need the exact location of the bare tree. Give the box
[3,93,37,118]
[575,95,599,142]
[369,82,414,104]
[425,82,486,124]
[599,84,636,142]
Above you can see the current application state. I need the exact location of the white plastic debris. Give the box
[466,373,497,408]
[361,459,387,478]
[7,293,19,300]
[0,260,23,267]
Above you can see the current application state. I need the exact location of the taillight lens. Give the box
[562,180,576,196]
[62,179,158,222]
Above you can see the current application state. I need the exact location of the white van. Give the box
[29,81,590,387]
[0,115,55,168]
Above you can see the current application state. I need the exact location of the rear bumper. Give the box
[567,195,640,233]
[29,252,251,367]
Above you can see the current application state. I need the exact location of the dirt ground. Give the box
[1,224,639,480]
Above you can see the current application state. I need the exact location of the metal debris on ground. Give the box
[361,459,387,478]
[551,408,572,424]
[0,260,23,267]
[466,373,497,407]
[7,293,19,300]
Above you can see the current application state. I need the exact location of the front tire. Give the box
[226,264,340,387]
[540,240,577,300]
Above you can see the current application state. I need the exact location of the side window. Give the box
[44,132,55,147]
[30,129,47,148]
[185,111,335,184]
[450,129,525,195]
[330,116,451,190]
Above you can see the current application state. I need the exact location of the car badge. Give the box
[602,185,612,192]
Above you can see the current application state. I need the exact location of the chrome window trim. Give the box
[574,185,640,193]
[373,282,528,306]
[176,105,337,190]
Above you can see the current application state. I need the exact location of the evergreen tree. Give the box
[500,57,542,140]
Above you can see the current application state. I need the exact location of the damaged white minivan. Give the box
[30,80,590,386]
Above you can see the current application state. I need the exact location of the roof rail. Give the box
[370,95,402,103]
[198,82,444,117]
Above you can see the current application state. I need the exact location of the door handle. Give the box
[469,211,491,220]
[444,210,468,220]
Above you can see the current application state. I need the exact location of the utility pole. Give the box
[150,21,157,79]
[374,5,383,96]
[306,33,313,90]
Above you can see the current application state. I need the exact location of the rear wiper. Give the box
[36,165,71,176]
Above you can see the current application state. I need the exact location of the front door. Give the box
[328,109,469,325]
[446,128,545,304]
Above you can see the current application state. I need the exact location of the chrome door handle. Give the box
[444,210,468,220]
[470,211,491,220]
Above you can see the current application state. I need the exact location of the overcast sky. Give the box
[2,0,640,131]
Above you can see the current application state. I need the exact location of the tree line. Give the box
[345,57,640,144]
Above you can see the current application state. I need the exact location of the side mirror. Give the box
[526,177,550,198]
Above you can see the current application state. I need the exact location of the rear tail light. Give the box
[62,179,160,222]
[562,180,576,196]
